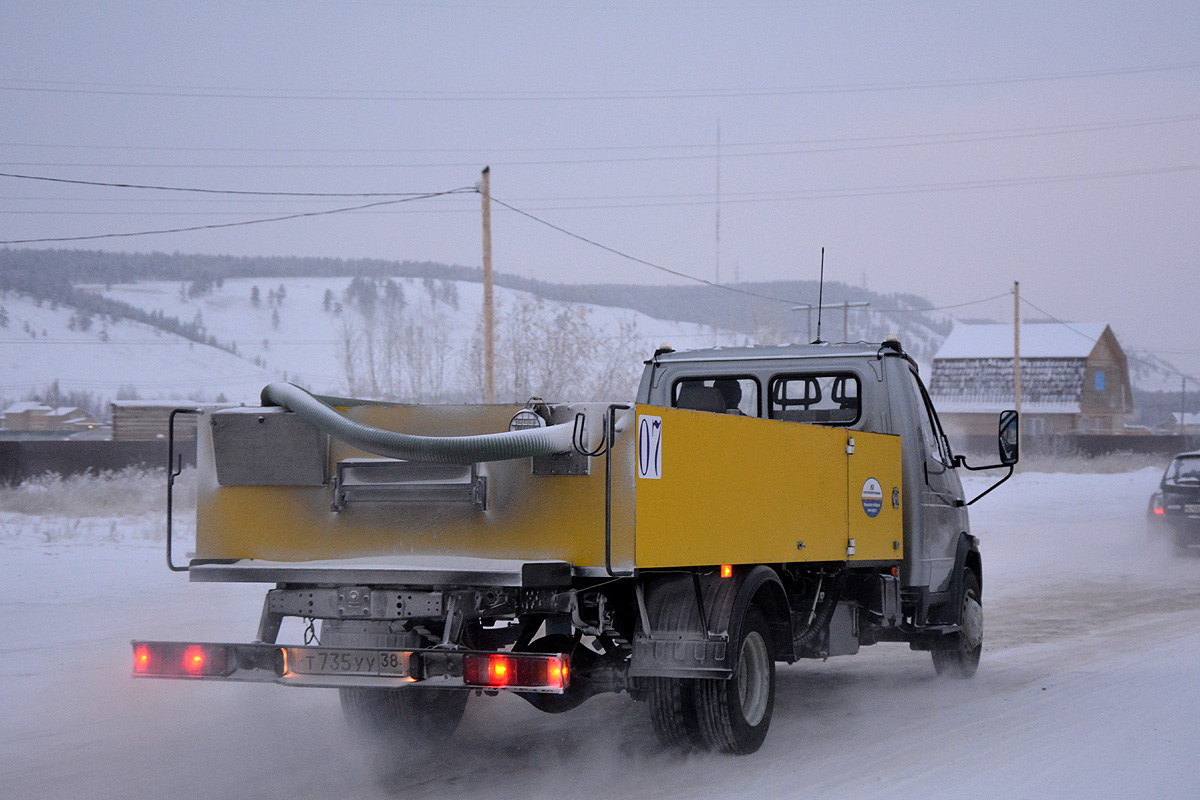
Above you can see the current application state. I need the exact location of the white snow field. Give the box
[0,291,276,405]
[2,277,736,411]
[100,277,736,398]
[2,466,1199,800]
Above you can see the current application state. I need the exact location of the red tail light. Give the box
[488,655,510,687]
[463,652,568,691]
[134,643,152,673]
[131,642,232,678]
[183,645,207,674]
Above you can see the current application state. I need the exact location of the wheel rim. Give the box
[962,594,983,650]
[737,631,770,727]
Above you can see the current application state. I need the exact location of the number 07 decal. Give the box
[638,415,662,479]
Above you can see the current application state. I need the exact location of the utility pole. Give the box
[480,166,495,404]
[715,119,721,285]
[841,300,870,342]
[792,303,813,343]
[1013,281,1022,439]
[1182,376,1187,435]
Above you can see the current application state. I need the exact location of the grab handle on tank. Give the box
[166,408,198,573]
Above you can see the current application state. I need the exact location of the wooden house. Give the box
[929,323,1132,438]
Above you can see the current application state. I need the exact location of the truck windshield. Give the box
[1166,456,1200,485]
[768,373,860,426]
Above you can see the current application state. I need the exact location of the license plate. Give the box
[1186,504,1200,515]
[282,648,410,678]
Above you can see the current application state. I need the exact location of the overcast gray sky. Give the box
[3,1,1198,378]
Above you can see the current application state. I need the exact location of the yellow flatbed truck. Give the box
[134,338,1018,754]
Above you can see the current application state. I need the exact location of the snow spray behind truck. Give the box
[134,338,1018,754]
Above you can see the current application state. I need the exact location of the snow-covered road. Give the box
[2,467,1198,799]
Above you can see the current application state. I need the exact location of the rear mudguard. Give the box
[629,565,792,679]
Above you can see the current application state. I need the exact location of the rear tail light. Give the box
[1152,495,1165,515]
[132,642,233,678]
[463,652,568,691]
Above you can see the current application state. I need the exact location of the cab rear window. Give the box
[768,373,860,426]
[672,377,760,417]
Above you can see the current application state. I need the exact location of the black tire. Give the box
[339,685,468,741]
[321,619,468,742]
[515,633,595,714]
[932,568,982,679]
[694,605,775,755]
[647,676,704,749]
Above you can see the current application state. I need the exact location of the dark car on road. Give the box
[1149,451,1200,554]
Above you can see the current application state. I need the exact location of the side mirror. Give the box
[998,410,1019,466]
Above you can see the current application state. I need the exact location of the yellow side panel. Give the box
[845,431,903,561]
[634,405,848,567]
[194,402,901,572]
[195,404,636,569]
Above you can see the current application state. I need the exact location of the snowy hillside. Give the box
[97,276,738,402]
[0,289,276,407]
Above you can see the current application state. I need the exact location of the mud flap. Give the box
[629,566,791,679]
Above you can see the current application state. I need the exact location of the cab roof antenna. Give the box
[813,247,826,344]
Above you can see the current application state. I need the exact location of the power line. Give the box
[1018,295,1199,383]
[488,193,801,304]
[489,193,1016,314]
[3,111,1197,160]
[0,172,448,197]
[4,60,1198,102]
[0,187,476,244]
[4,164,1196,220]
[872,292,1014,314]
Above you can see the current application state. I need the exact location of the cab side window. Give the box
[908,370,949,465]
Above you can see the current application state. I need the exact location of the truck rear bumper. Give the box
[188,555,579,588]
[131,640,568,693]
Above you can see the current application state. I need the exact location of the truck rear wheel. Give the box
[516,633,595,714]
[323,619,469,741]
[647,676,703,749]
[340,686,468,741]
[694,605,775,754]
[932,568,982,679]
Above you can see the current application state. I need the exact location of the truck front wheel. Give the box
[932,568,982,679]
[694,604,775,754]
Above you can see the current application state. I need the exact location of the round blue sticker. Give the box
[861,478,883,518]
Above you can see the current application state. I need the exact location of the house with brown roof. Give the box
[929,323,1132,439]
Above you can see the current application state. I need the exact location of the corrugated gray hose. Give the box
[260,382,575,464]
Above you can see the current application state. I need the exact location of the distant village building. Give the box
[1,402,100,435]
[110,401,208,441]
[929,323,1132,439]
[1171,412,1200,435]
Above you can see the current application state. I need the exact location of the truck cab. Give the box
[638,339,975,629]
